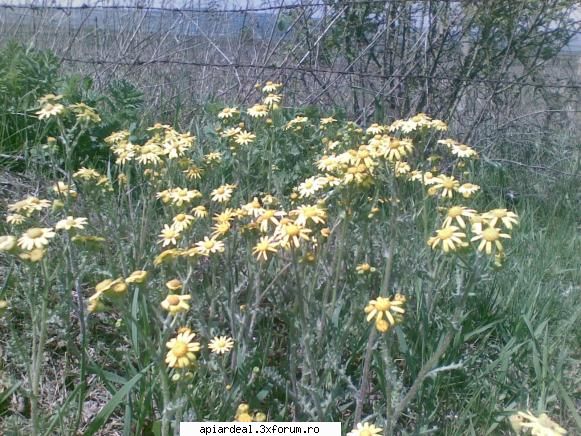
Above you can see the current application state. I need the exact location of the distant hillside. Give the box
[2,5,579,55]
[0,6,283,38]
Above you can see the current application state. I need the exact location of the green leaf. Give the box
[256,388,270,401]
[83,364,152,435]
[0,381,20,406]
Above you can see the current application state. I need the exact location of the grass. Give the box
[0,79,579,436]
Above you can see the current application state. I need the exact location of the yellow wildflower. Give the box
[166,279,182,291]
[159,225,180,247]
[165,331,200,368]
[432,175,460,198]
[208,336,235,354]
[356,263,376,274]
[211,185,235,203]
[195,237,225,256]
[365,294,406,332]
[458,183,480,198]
[0,235,17,252]
[275,220,312,249]
[347,422,383,436]
[161,294,191,315]
[234,130,256,145]
[55,216,88,231]
[291,204,327,226]
[218,107,239,119]
[427,226,466,253]
[483,208,519,229]
[252,236,278,261]
[17,228,56,251]
[471,225,511,255]
[262,81,282,93]
[247,104,269,118]
[441,206,476,229]
[126,270,148,284]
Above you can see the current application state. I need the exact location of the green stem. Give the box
[30,259,51,435]
[382,336,394,436]
[65,238,88,435]
[160,367,172,436]
[318,217,347,343]
[354,328,377,424]
[389,262,478,432]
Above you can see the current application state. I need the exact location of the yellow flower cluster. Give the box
[165,328,235,369]
[509,411,567,435]
[1,191,94,262]
[106,123,195,165]
[87,271,147,313]
[428,207,518,256]
[23,82,528,415]
[234,403,267,423]
[288,113,464,199]
[389,113,447,133]
[35,94,101,123]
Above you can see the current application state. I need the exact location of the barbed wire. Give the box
[3,1,580,91]
[0,1,406,14]
[60,56,581,89]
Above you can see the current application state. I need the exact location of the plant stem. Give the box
[382,336,394,436]
[389,262,478,432]
[30,259,51,435]
[160,367,171,436]
[354,328,377,423]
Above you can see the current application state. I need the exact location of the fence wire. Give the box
[1,0,580,144]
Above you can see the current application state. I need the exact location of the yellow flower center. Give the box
[360,429,373,436]
[442,179,456,189]
[167,279,181,289]
[303,207,316,217]
[204,240,215,250]
[491,209,507,218]
[216,187,225,194]
[304,181,313,189]
[175,214,186,222]
[358,150,369,159]
[167,295,181,305]
[172,341,188,357]
[286,225,300,237]
[389,140,401,149]
[359,263,370,271]
[374,297,391,311]
[448,206,462,217]
[437,227,454,239]
[216,223,229,233]
[482,227,500,241]
[263,210,274,219]
[27,228,44,238]
[347,167,358,174]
